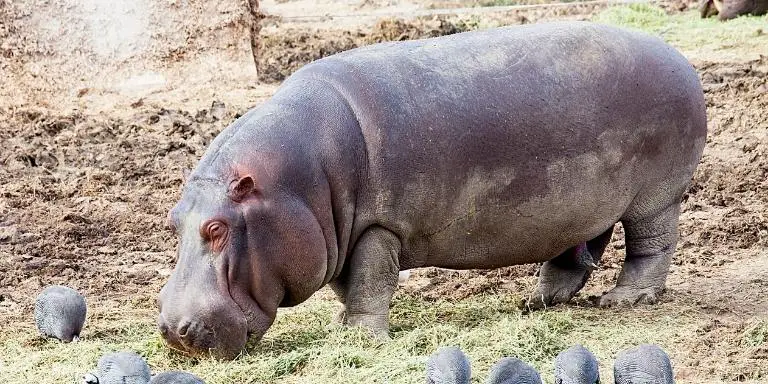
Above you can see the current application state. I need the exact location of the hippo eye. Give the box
[201,220,229,252]
[203,221,226,239]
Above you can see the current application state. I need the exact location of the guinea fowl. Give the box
[82,351,151,384]
[554,344,600,384]
[426,346,472,384]
[34,285,87,342]
[426,346,545,384]
[150,371,205,384]
[614,344,674,384]
[485,357,542,384]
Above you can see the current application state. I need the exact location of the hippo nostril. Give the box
[159,322,170,338]
[178,320,191,338]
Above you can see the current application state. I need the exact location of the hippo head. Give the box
[157,161,331,359]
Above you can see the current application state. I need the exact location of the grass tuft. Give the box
[592,3,670,31]
[741,319,768,348]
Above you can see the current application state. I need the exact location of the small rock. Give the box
[209,101,226,121]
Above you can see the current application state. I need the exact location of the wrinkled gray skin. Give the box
[699,0,768,20]
[426,347,471,384]
[614,344,674,384]
[82,352,151,384]
[150,371,205,384]
[34,285,86,342]
[157,21,707,359]
[486,357,542,384]
[554,345,600,384]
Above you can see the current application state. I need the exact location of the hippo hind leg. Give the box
[599,202,681,307]
[522,227,613,311]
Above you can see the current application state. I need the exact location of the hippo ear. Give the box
[228,175,259,202]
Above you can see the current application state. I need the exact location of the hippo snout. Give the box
[158,316,213,351]
[157,285,248,360]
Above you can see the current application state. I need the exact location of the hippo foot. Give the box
[521,284,581,311]
[521,275,590,312]
[343,313,391,340]
[521,257,594,312]
[598,286,663,307]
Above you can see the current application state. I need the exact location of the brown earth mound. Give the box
[257,16,481,82]
[256,1,610,83]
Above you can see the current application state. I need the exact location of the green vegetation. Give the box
[593,3,671,30]
[0,290,698,383]
[593,5,768,60]
[742,319,768,348]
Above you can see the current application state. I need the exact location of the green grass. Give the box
[592,5,768,61]
[0,290,699,383]
[741,319,768,348]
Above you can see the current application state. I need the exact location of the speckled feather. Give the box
[96,352,151,384]
[426,347,471,384]
[614,344,674,384]
[34,285,86,342]
[554,344,600,384]
[486,357,542,384]
[150,371,205,384]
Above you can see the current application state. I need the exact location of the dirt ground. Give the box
[1,0,766,382]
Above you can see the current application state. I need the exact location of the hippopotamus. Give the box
[699,0,768,20]
[157,21,707,359]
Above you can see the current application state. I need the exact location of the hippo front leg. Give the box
[330,226,400,338]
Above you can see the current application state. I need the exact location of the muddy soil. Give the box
[258,16,481,82]
[0,0,259,112]
[1,1,767,381]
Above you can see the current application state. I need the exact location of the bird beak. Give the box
[82,373,99,384]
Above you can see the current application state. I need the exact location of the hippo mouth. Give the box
[158,309,247,360]
[214,271,279,358]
